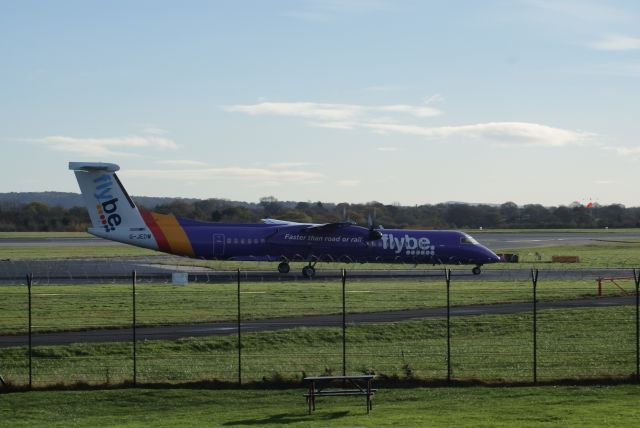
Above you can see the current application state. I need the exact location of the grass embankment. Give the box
[0,278,628,335]
[2,385,640,427]
[1,306,635,386]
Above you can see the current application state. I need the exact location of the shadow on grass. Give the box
[222,411,350,426]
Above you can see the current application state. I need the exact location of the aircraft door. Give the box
[213,234,226,258]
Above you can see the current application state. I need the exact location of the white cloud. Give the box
[376,147,399,152]
[364,122,593,147]
[336,179,361,187]
[268,162,311,168]
[227,101,594,149]
[602,146,640,156]
[125,167,323,184]
[225,101,441,121]
[364,85,405,92]
[156,159,208,166]
[142,127,169,135]
[591,34,640,51]
[423,94,444,104]
[39,135,178,157]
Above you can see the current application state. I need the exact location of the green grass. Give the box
[0,232,93,239]
[1,278,628,335]
[495,242,640,268]
[0,246,160,259]
[2,385,640,427]
[1,307,636,386]
[471,228,640,233]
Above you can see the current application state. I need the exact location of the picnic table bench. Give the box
[303,375,376,414]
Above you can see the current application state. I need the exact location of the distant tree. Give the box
[259,196,283,218]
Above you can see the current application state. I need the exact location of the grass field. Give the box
[2,384,640,426]
[2,230,640,420]
[0,277,630,335]
[1,306,636,386]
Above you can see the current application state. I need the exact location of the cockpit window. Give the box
[460,234,479,245]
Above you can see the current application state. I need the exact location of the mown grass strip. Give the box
[0,279,629,335]
[2,385,640,427]
[0,232,93,239]
[1,307,635,387]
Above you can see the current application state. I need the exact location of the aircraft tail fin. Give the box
[69,162,149,239]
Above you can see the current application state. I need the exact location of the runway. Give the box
[2,231,639,283]
[0,294,634,348]
[2,231,639,249]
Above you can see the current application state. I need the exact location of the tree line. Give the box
[2,197,640,232]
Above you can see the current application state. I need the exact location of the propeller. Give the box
[367,209,383,241]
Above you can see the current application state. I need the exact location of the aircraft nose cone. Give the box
[484,248,501,263]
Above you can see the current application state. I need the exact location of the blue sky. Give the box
[2,0,640,206]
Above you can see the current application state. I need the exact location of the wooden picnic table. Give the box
[303,375,376,414]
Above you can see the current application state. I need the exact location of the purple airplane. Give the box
[70,162,500,277]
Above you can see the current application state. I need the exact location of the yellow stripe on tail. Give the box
[151,212,196,257]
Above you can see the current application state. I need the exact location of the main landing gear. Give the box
[277,261,290,274]
[277,261,317,278]
[302,263,316,278]
[472,265,482,275]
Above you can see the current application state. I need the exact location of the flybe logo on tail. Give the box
[93,174,121,232]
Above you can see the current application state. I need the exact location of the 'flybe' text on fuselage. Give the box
[380,233,435,255]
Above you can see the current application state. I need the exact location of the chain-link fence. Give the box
[1,268,639,389]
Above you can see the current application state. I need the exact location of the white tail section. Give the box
[69,162,158,250]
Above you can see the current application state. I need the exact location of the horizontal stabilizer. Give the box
[68,162,120,172]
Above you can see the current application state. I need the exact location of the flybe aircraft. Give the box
[70,162,500,277]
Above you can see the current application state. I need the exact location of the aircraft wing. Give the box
[303,221,355,231]
[261,218,308,226]
[262,218,355,231]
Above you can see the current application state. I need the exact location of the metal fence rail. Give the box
[0,268,639,389]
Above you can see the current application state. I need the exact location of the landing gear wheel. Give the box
[472,265,482,275]
[277,262,290,274]
[302,265,316,278]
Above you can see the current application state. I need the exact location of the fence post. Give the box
[237,268,242,386]
[342,269,347,377]
[27,273,32,390]
[445,268,451,383]
[531,268,538,384]
[634,269,639,383]
[132,270,137,387]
